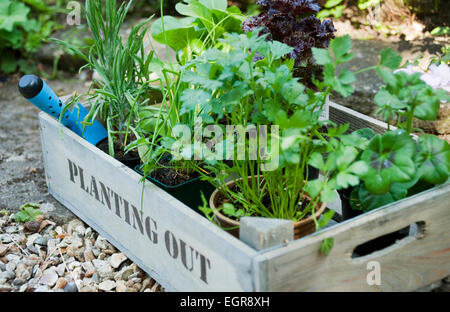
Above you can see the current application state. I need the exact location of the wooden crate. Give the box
[38,102,450,291]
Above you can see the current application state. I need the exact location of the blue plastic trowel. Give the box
[18,74,108,146]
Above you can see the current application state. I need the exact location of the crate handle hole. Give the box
[351,221,426,259]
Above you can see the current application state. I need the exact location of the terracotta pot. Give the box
[209,176,327,239]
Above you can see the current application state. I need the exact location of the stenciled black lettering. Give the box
[195,251,211,284]
[99,181,112,210]
[131,205,144,235]
[165,231,178,259]
[89,176,100,201]
[78,166,88,192]
[122,199,131,225]
[68,159,78,183]
[145,216,158,244]
[180,240,195,272]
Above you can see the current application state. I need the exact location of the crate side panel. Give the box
[254,183,450,291]
[329,102,391,134]
[39,113,256,291]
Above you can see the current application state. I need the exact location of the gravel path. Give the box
[0,212,163,292]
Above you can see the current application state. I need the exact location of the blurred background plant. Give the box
[0,0,70,75]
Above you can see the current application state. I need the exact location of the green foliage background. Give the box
[0,0,70,74]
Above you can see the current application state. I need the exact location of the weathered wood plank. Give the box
[329,101,394,134]
[39,112,257,292]
[254,183,450,291]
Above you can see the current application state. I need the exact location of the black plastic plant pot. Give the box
[337,187,362,221]
[134,165,216,214]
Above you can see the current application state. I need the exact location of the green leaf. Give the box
[180,89,211,115]
[312,48,332,65]
[330,35,353,63]
[379,48,402,70]
[0,0,30,32]
[357,182,408,211]
[198,0,227,10]
[318,210,335,229]
[374,89,406,110]
[376,67,397,87]
[430,26,450,36]
[361,130,417,195]
[12,202,41,223]
[308,153,325,171]
[150,16,201,51]
[320,238,334,256]
[415,135,450,185]
[222,203,237,217]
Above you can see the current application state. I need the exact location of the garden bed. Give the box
[38,102,450,291]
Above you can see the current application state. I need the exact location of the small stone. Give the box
[92,273,100,284]
[12,278,26,286]
[115,280,128,292]
[94,236,107,250]
[55,263,65,277]
[34,236,48,246]
[25,221,42,233]
[114,266,133,281]
[55,226,64,235]
[34,285,50,292]
[5,262,16,272]
[99,280,116,291]
[26,233,41,247]
[131,277,142,284]
[39,268,58,287]
[92,259,106,270]
[19,284,28,292]
[4,225,20,233]
[74,225,86,236]
[98,252,107,260]
[133,283,142,292]
[0,243,8,257]
[64,281,78,292]
[83,248,94,262]
[85,270,95,278]
[27,245,39,255]
[141,277,154,291]
[110,253,127,269]
[67,219,84,235]
[55,277,67,289]
[81,260,94,271]
[5,254,20,262]
[0,270,15,281]
[91,247,101,257]
[67,261,81,271]
[97,263,114,281]
[0,263,6,271]
[20,269,31,280]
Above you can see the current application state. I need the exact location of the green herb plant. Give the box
[172,31,343,225]
[312,45,450,212]
[12,203,42,223]
[56,0,161,157]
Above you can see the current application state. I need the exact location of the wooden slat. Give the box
[253,183,450,291]
[329,101,394,134]
[38,112,257,292]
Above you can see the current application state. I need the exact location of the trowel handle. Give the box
[18,75,108,146]
[18,74,79,128]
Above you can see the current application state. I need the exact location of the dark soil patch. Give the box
[150,157,199,187]
[96,138,140,168]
